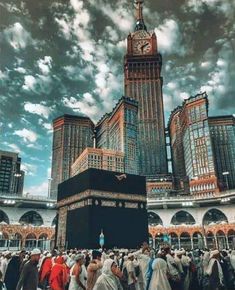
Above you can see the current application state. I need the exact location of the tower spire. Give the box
[134,0,147,31]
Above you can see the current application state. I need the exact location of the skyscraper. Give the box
[209,115,235,190]
[96,96,139,175]
[124,0,168,177]
[168,92,220,196]
[50,114,94,199]
[0,150,24,195]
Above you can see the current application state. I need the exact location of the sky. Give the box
[0,0,235,197]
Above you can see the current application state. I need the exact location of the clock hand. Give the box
[141,43,149,49]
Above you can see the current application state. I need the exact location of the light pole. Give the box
[48,178,53,198]
[222,171,229,190]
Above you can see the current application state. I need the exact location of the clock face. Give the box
[133,39,151,55]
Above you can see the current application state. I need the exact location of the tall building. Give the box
[50,115,94,199]
[71,148,124,176]
[209,115,235,190]
[124,0,168,177]
[0,150,24,195]
[168,107,187,190]
[168,92,219,196]
[96,96,139,175]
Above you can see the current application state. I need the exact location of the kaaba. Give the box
[56,168,148,249]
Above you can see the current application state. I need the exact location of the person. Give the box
[93,258,123,290]
[206,249,224,290]
[4,254,22,290]
[126,253,137,290]
[220,250,235,290]
[16,248,41,290]
[133,244,151,290]
[148,251,172,290]
[38,252,52,290]
[0,251,11,281]
[49,256,68,290]
[231,250,235,271]
[68,254,87,290]
[181,251,191,290]
[0,270,5,290]
[165,246,181,290]
[87,250,103,290]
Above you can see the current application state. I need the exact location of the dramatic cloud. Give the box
[24,102,52,119]
[2,22,34,50]
[155,19,186,56]
[1,0,234,193]
[14,128,38,143]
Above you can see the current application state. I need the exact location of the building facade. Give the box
[50,115,94,199]
[147,189,235,250]
[168,93,219,196]
[0,195,56,251]
[0,150,24,195]
[96,96,139,175]
[124,0,168,177]
[209,116,235,190]
[168,108,187,190]
[71,148,124,176]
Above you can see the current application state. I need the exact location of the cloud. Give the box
[24,102,52,119]
[37,56,52,75]
[24,181,48,196]
[3,22,34,50]
[2,142,21,153]
[22,75,37,90]
[155,19,186,56]
[21,162,37,176]
[62,95,99,121]
[14,128,38,143]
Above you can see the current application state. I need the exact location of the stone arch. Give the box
[192,231,204,248]
[169,232,178,247]
[148,212,163,226]
[0,210,9,224]
[0,232,8,248]
[25,233,37,250]
[206,231,216,249]
[180,232,191,250]
[171,210,196,225]
[202,208,228,225]
[51,215,57,227]
[19,211,44,226]
[227,229,235,249]
[38,233,49,250]
[217,230,227,250]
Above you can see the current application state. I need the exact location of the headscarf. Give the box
[94,258,118,290]
[206,252,223,285]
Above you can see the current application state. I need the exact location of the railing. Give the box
[0,239,54,251]
[0,194,56,202]
[147,189,235,202]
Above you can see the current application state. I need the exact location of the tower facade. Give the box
[168,92,220,196]
[124,0,168,177]
[0,150,24,195]
[95,96,139,175]
[209,115,235,190]
[50,114,94,199]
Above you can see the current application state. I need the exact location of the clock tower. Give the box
[124,0,168,177]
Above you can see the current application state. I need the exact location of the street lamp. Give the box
[48,178,53,198]
[222,171,229,190]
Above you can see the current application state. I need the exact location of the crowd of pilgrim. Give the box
[0,243,235,290]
